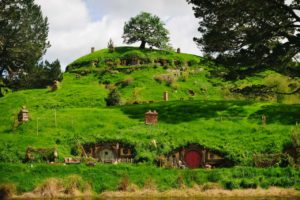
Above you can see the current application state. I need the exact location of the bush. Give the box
[207,171,222,182]
[223,179,240,190]
[188,59,199,66]
[154,74,177,86]
[117,77,134,88]
[0,80,11,97]
[239,179,257,189]
[105,89,121,106]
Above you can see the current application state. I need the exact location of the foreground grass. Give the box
[1,164,300,194]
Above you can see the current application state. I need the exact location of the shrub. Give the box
[0,82,11,97]
[178,71,189,82]
[207,171,222,182]
[253,153,294,168]
[223,179,240,190]
[188,58,199,66]
[171,82,180,90]
[153,74,177,86]
[105,89,121,106]
[239,179,257,189]
[117,77,134,88]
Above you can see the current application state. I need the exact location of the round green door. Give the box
[98,149,116,163]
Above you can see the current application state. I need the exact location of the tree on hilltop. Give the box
[122,12,170,49]
[187,0,300,72]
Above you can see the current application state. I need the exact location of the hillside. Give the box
[0,47,299,167]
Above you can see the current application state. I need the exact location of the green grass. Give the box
[0,72,297,165]
[1,164,300,193]
[68,46,201,69]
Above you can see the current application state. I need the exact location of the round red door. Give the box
[184,150,202,168]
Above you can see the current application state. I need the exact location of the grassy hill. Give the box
[0,47,300,166]
[1,46,300,195]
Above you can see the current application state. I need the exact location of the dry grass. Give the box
[18,175,92,199]
[0,183,16,200]
[100,187,300,198]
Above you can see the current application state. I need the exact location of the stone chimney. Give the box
[91,47,95,53]
[18,106,29,123]
[145,110,158,125]
[163,91,169,101]
[177,48,181,53]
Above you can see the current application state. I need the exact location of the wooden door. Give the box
[184,150,202,168]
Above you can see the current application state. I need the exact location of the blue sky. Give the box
[36,0,200,69]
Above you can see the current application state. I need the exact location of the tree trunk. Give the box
[140,41,146,49]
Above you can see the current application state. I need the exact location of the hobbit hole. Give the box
[82,142,134,163]
[162,144,230,169]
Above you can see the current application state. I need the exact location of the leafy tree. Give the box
[0,0,50,79]
[107,38,115,53]
[8,59,63,89]
[187,0,300,72]
[122,12,170,49]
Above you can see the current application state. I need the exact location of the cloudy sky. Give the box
[35,0,201,70]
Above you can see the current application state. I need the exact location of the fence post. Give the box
[262,114,266,127]
[54,109,57,128]
[37,118,39,136]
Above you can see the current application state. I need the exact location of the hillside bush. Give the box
[290,130,300,165]
[105,89,121,106]
[154,74,177,86]
[0,85,11,97]
[117,77,134,88]
[222,179,240,190]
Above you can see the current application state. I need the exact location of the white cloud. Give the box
[35,0,200,70]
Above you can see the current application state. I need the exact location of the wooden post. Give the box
[54,110,57,128]
[163,91,169,101]
[262,114,266,127]
[36,118,39,136]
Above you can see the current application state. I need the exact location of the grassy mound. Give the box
[0,46,300,166]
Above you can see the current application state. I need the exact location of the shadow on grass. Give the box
[249,104,300,125]
[120,100,253,124]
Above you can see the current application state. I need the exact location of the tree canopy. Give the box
[0,0,50,78]
[122,12,170,49]
[187,0,300,71]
